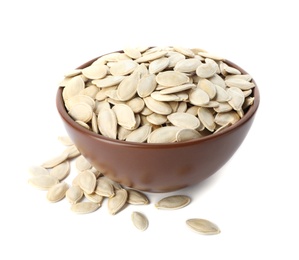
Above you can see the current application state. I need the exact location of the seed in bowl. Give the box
[60,46,255,143]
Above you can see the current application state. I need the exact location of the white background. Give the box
[1,0,298,259]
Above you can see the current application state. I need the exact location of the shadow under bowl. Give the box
[56,56,260,192]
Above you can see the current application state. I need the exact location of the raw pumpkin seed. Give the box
[186,218,220,235]
[131,211,149,231]
[155,195,191,210]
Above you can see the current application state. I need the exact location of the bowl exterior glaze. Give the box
[57,56,260,192]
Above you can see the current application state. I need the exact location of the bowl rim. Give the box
[57,53,260,149]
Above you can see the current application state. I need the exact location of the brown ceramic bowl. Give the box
[56,53,260,192]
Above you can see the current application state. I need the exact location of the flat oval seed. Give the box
[28,175,59,190]
[47,182,69,203]
[127,189,150,205]
[82,64,108,79]
[109,60,138,76]
[149,57,170,74]
[62,76,85,100]
[123,48,142,59]
[68,102,93,123]
[66,185,84,204]
[97,108,117,139]
[214,111,240,126]
[84,192,104,204]
[189,88,210,106]
[155,195,191,210]
[144,96,172,115]
[225,78,255,90]
[167,112,200,129]
[147,126,181,143]
[75,155,92,172]
[197,79,217,99]
[65,94,95,111]
[92,75,125,88]
[227,87,245,111]
[78,170,97,194]
[135,51,167,63]
[186,218,220,235]
[108,189,128,215]
[117,72,139,101]
[174,58,202,73]
[50,161,70,181]
[196,62,217,78]
[146,113,168,125]
[198,107,216,132]
[41,153,68,168]
[137,74,157,98]
[176,128,202,142]
[159,83,195,95]
[95,177,115,198]
[126,97,145,113]
[28,166,48,177]
[156,71,189,87]
[112,104,136,130]
[71,202,100,214]
[131,211,149,231]
[126,124,152,143]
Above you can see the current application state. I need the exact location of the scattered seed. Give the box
[131,212,149,231]
[155,195,191,210]
[186,218,220,235]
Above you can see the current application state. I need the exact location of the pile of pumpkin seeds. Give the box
[28,135,220,234]
[60,46,255,143]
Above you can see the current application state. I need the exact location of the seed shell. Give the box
[155,195,191,210]
[108,189,128,215]
[186,218,220,235]
[127,189,150,205]
[47,182,69,203]
[131,211,149,231]
[66,185,84,204]
[28,175,59,190]
[50,161,70,181]
[78,170,97,194]
[71,202,100,214]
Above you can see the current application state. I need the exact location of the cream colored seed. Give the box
[155,195,191,210]
[127,189,150,205]
[95,177,115,198]
[66,185,84,204]
[108,189,128,215]
[186,218,220,235]
[28,175,59,190]
[131,212,149,231]
[71,202,100,214]
[28,166,48,177]
[78,170,97,194]
[47,182,69,203]
[75,155,92,172]
[50,161,70,181]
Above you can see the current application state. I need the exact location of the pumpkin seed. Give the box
[186,218,220,235]
[155,195,191,210]
[76,155,92,172]
[95,177,115,198]
[28,166,48,177]
[71,202,100,214]
[131,211,149,231]
[28,175,59,190]
[127,189,150,205]
[156,71,189,87]
[147,126,181,143]
[167,112,200,129]
[108,189,128,215]
[50,161,70,181]
[66,185,84,204]
[78,170,97,194]
[47,182,69,203]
